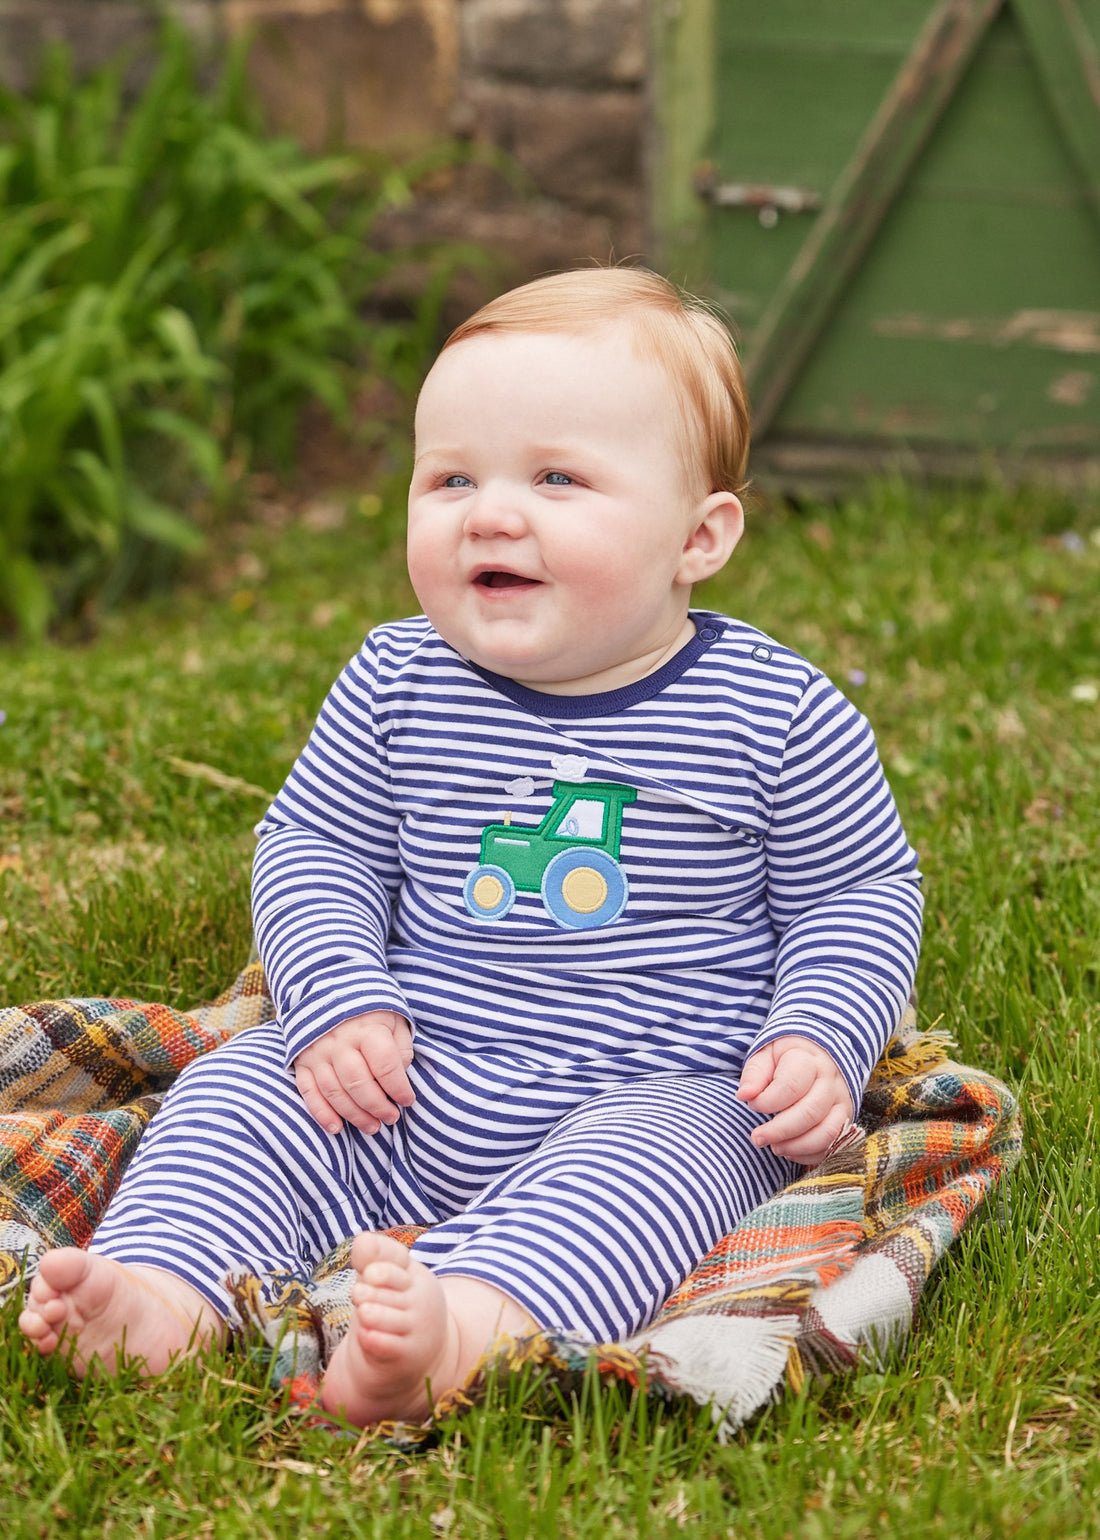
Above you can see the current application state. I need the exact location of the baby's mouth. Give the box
[474,570,540,589]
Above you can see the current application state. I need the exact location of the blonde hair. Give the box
[441,268,751,495]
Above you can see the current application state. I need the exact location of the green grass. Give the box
[1,481,1098,1536]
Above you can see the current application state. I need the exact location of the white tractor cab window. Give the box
[551,798,606,841]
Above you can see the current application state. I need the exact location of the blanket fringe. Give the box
[872,1028,955,1083]
[629,1313,801,1441]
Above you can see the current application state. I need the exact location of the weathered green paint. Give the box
[1014,0,1100,222]
[776,8,1100,455]
[654,0,1100,487]
[743,0,1002,437]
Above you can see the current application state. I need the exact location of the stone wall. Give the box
[0,0,648,279]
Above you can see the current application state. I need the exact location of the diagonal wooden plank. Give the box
[1012,0,1100,224]
[745,0,1004,440]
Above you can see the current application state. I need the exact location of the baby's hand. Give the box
[294,1011,415,1137]
[736,1036,854,1165]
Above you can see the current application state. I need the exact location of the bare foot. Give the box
[321,1234,457,1425]
[321,1234,533,1427]
[18,1248,223,1378]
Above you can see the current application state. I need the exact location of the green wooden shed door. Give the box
[654,0,1100,487]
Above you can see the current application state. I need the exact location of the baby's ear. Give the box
[677,493,744,585]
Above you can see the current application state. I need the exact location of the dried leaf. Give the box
[162,755,273,800]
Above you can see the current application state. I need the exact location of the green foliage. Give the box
[0,24,467,639]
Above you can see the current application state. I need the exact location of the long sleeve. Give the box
[251,640,412,1067]
[748,673,924,1111]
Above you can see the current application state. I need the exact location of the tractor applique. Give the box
[463,780,637,929]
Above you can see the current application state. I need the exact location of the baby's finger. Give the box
[736,1044,777,1104]
[750,1085,834,1149]
[391,1016,415,1068]
[743,1054,818,1115]
[295,1062,343,1137]
[311,1062,385,1134]
[768,1105,852,1166]
[360,1031,416,1107]
[326,1044,406,1124]
[338,1070,399,1127]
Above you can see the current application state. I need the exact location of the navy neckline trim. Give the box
[468,614,728,718]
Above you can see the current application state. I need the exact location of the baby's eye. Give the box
[543,471,574,486]
[443,474,474,489]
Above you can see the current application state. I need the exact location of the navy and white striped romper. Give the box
[92,612,923,1342]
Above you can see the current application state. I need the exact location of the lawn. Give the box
[1,480,1098,1537]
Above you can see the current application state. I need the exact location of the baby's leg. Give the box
[321,1074,793,1423]
[419,1074,794,1339]
[19,1022,396,1378]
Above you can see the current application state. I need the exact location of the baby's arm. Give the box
[752,672,923,1131]
[295,1009,415,1136]
[737,1036,853,1164]
[252,638,413,1072]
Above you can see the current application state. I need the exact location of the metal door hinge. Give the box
[694,164,821,225]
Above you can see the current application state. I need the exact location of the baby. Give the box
[20,268,923,1425]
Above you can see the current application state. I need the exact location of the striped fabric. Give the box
[252,611,924,1117]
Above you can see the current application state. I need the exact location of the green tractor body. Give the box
[464,780,637,930]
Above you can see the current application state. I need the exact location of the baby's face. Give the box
[407,327,716,695]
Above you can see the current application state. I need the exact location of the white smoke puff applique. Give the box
[549,754,589,780]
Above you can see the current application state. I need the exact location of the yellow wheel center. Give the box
[472,874,505,910]
[560,866,608,914]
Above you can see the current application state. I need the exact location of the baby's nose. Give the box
[462,485,528,539]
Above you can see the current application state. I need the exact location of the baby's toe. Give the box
[21,1292,61,1326]
[26,1275,60,1310]
[18,1308,57,1348]
[355,1298,414,1338]
[17,1306,43,1338]
[36,1246,94,1294]
[360,1260,413,1293]
[350,1232,412,1275]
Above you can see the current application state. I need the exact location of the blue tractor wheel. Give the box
[541,848,628,929]
[463,863,516,921]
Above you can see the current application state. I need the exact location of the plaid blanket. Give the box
[1,963,1022,1439]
